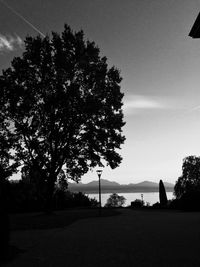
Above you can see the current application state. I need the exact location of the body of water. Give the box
[88,192,174,206]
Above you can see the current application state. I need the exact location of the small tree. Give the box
[131,199,144,208]
[174,156,200,199]
[159,180,168,206]
[105,193,126,207]
[174,156,200,210]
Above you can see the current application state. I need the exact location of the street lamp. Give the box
[96,169,103,215]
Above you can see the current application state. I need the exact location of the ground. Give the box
[4,209,200,267]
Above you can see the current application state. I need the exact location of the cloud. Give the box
[0,34,23,52]
[123,95,166,115]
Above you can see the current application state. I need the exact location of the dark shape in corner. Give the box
[189,12,200,38]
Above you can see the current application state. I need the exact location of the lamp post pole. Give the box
[96,169,103,216]
[141,194,144,206]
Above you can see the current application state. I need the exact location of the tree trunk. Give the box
[44,176,56,213]
[0,180,10,261]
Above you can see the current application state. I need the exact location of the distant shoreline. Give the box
[68,179,174,194]
[88,190,174,194]
[69,187,174,194]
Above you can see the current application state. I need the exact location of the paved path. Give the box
[5,209,200,267]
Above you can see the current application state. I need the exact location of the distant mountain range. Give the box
[68,179,174,193]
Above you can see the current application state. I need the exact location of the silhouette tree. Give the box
[0,25,125,209]
[174,156,200,199]
[105,193,126,207]
[159,180,168,206]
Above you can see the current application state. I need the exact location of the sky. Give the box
[1,0,200,185]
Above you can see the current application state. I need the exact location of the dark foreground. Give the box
[4,209,200,267]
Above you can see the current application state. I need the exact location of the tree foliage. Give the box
[174,156,200,199]
[0,119,18,183]
[105,193,126,207]
[0,111,18,212]
[159,179,168,206]
[0,25,125,206]
[131,199,144,208]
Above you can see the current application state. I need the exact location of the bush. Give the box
[131,199,144,208]
[105,193,126,208]
[7,181,45,213]
[167,199,180,210]
[152,202,161,209]
[6,180,98,213]
[167,191,200,211]
[178,191,200,211]
[52,190,98,209]
[67,192,98,208]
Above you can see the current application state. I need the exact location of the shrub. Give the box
[178,191,200,211]
[131,199,144,208]
[105,193,126,208]
[7,180,98,212]
[71,192,98,208]
[168,191,200,211]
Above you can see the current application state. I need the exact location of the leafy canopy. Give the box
[0,114,18,183]
[174,156,200,198]
[105,193,126,207]
[0,25,125,188]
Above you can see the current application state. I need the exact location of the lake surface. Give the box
[88,192,174,206]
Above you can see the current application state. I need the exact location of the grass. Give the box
[2,208,120,264]
[4,208,200,266]
[9,208,121,231]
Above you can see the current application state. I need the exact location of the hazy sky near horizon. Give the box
[1,0,200,184]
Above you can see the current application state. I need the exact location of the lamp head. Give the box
[96,169,103,176]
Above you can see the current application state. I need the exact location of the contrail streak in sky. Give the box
[188,105,200,113]
[0,0,45,37]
